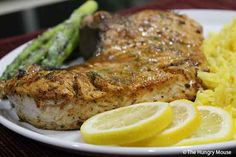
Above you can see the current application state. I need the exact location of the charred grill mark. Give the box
[178,20,186,25]
[185,83,191,88]
[196,29,202,34]
[17,69,26,79]
[72,75,79,96]
[45,72,55,80]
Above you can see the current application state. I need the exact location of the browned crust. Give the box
[2,10,207,129]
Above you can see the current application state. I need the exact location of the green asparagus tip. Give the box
[70,0,98,21]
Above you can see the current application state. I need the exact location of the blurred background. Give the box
[0,0,152,39]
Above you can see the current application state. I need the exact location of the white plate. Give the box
[1,9,236,156]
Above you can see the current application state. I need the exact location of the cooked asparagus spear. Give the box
[1,24,63,80]
[42,0,97,67]
[1,0,98,80]
[42,24,80,67]
[20,38,55,67]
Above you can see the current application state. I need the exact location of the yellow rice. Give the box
[195,19,236,117]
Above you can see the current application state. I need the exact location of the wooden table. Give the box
[1,0,236,156]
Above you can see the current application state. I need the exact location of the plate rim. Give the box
[2,114,236,155]
[1,9,236,156]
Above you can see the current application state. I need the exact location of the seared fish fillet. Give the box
[0,10,207,130]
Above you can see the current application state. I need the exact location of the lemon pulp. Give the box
[81,102,172,145]
[176,106,233,146]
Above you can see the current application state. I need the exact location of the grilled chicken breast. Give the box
[0,10,207,130]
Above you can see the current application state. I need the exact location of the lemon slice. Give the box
[176,106,234,146]
[125,99,200,146]
[81,102,172,145]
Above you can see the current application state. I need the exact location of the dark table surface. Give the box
[1,0,236,157]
